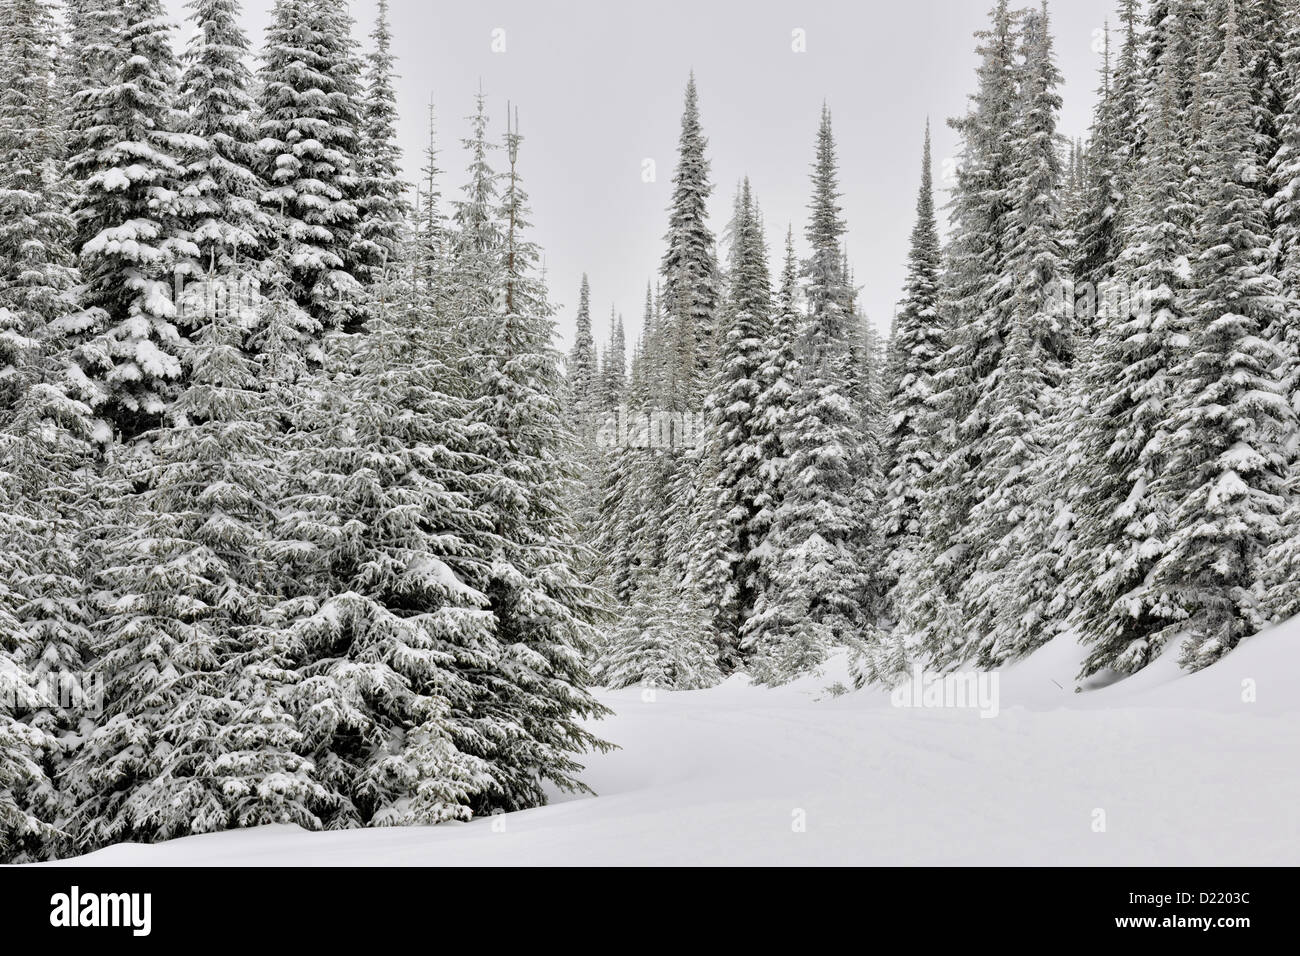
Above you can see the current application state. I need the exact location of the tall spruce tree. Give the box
[176,0,267,286]
[743,107,869,683]
[410,98,448,301]
[598,309,626,411]
[353,0,408,287]
[566,274,597,415]
[964,3,1075,666]
[1265,0,1300,622]
[905,0,1020,666]
[56,0,197,439]
[882,122,944,620]
[696,178,772,659]
[460,118,612,807]
[660,73,720,410]
[0,378,98,861]
[0,0,75,421]
[1073,45,1196,677]
[1075,23,1125,310]
[63,289,325,849]
[256,0,365,330]
[1150,1,1293,670]
[266,306,499,829]
[448,90,502,322]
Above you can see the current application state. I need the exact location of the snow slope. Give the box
[49,617,1300,866]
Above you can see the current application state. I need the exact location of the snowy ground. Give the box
[50,618,1300,866]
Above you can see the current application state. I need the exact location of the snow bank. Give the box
[47,617,1300,866]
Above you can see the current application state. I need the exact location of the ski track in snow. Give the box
[43,617,1300,866]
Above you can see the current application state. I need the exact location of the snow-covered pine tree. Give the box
[964,2,1075,667]
[256,0,365,331]
[695,177,772,659]
[905,0,1020,667]
[660,73,720,410]
[1270,0,1300,353]
[566,274,597,416]
[0,378,98,861]
[63,281,325,850]
[56,0,197,439]
[1140,0,1203,119]
[409,99,448,301]
[1267,0,1300,621]
[447,89,502,323]
[882,122,944,623]
[598,309,627,411]
[740,227,803,660]
[589,283,655,619]
[0,0,75,422]
[1238,0,1288,217]
[352,0,409,289]
[58,0,119,121]
[844,263,887,589]
[0,0,101,836]
[1149,1,1294,670]
[175,0,268,291]
[742,107,870,683]
[1074,23,1125,311]
[266,303,498,828]
[1110,0,1146,194]
[594,566,721,691]
[451,114,612,808]
[563,276,603,562]
[622,284,650,408]
[1073,43,1197,677]
[0,707,54,861]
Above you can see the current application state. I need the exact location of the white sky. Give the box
[166,0,1120,349]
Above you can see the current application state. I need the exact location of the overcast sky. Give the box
[167,0,1119,349]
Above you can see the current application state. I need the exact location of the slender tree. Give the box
[882,122,944,619]
[1150,2,1293,670]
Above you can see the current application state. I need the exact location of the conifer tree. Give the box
[696,178,772,657]
[256,0,365,330]
[905,0,1020,665]
[410,99,448,301]
[57,0,196,438]
[743,108,869,682]
[1074,46,1196,677]
[0,0,74,421]
[598,309,627,411]
[1150,1,1293,670]
[1270,0,1300,346]
[964,3,1074,666]
[64,288,324,848]
[58,0,119,119]
[448,90,502,322]
[460,117,613,808]
[660,73,720,410]
[268,309,498,828]
[1238,0,1288,214]
[353,0,409,287]
[566,274,597,414]
[176,0,267,286]
[594,568,721,691]
[1075,23,1125,307]
[0,380,98,861]
[882,123,944,618]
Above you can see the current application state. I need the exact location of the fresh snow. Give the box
[47,616,1300,867]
